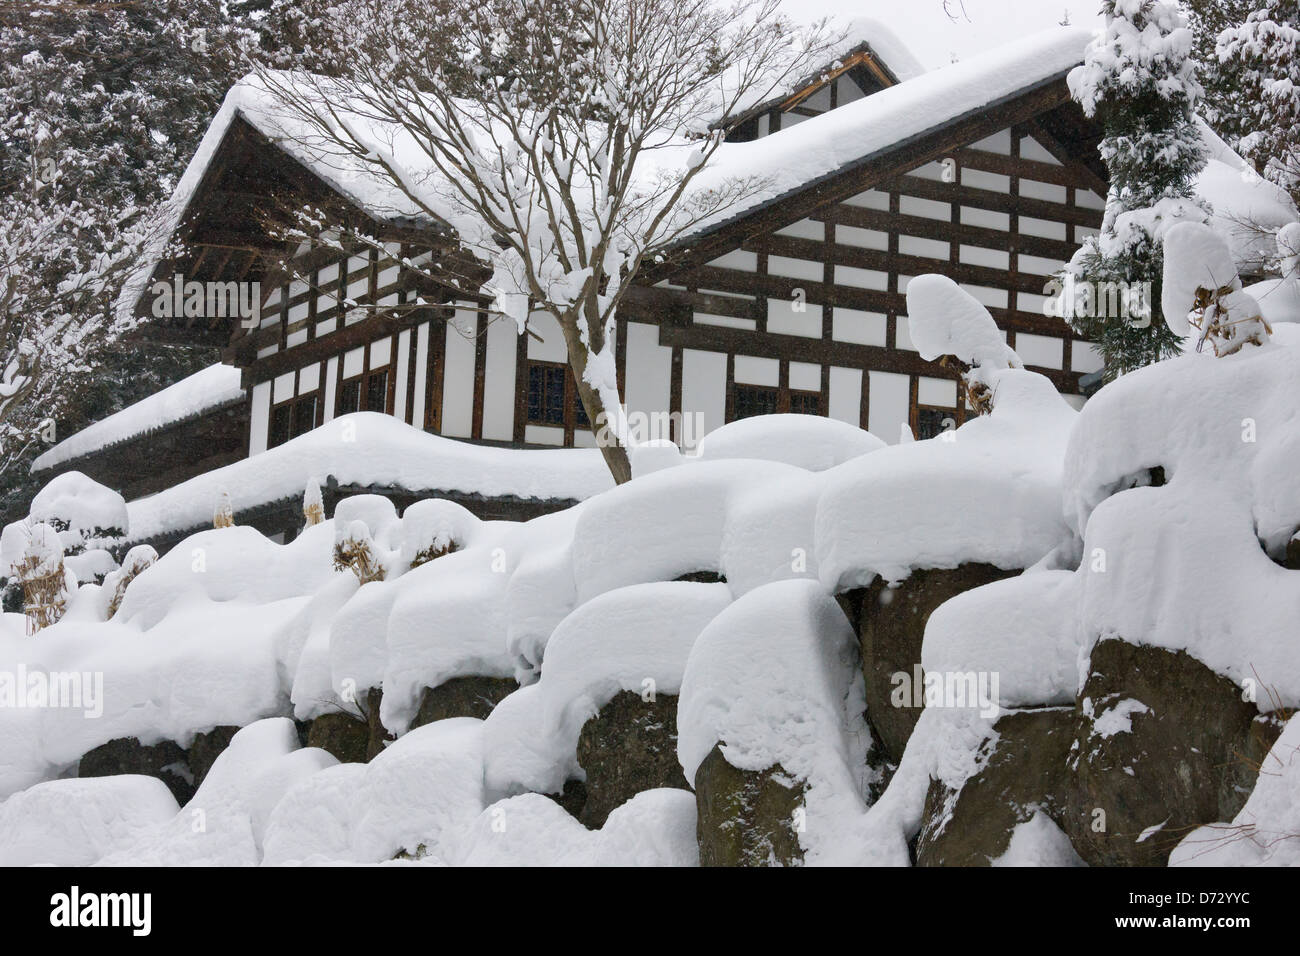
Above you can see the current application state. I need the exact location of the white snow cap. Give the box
[1161,221,1243,335]
[905,274,1022,370]
[29,471,128,544]
[696,414,884,471]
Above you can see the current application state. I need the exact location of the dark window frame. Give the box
[525,359,590,445]
[268,391,320,449]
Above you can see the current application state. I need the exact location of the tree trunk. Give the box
[558,308,632,485]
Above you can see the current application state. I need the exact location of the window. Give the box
[525,360,594,443]
[916,405,959,441]
[527,363,566,426]
[789,390,822,416]
[337,378,362,416]
[366,369,389,414]
[293,395,317,437]
[269,403,292,449]
[269,394,319,449]
[337,367,388,417]
[733,384,778,420]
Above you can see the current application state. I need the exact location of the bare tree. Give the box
[249,0,836,483]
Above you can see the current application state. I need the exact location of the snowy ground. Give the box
[3,314,1297,866]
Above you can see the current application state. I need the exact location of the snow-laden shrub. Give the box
[104,544,158,620]
[303,477,324,528]
[332,494,400,550]
[28,471,127,552]
[213,489,234,529]
[332,495,401,583]
[14,522,69,635]
[333,519,385,585]
[399,499,479,570]
[1162,221,1270,356]
[904,274,1022,414]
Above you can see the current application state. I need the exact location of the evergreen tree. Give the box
[1062,0,1210,379]
[1213,0,1300,208]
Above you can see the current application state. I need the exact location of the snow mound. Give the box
[263,719,487,865]
[923,570,1080,710]
[676,578,869,862]
[454,788,698,866]
[990,809,1086,867]
[571,458,805,603]
[483,581,731,796]
[0,775,178,866]
[98,718,337,866]
[28,471,128,547]
[817,369,1077,589]
[905,275,1021,371]
[695,414,884,471]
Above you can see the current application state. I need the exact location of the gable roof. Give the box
[118,25,1294,325]
[718,17,928,132]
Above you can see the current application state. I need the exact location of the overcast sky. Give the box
[779,0,1104,68]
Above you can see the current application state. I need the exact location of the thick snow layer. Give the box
[677,579,870,863]
[0,775,178,866]
[30,471,128,538]
[695,414,884,471]
[33,365,244,473]
[1059,327,1300,704]
[398,498,480,569]
[98,719,337,866]
[990,809,1087,867]
[570,458,806,604]
[682,28,1093,238]
[262,718,485,865]
[923,570,1079,710]
[720,471,825,598]
[454,789,699,866]
[1195,121,1299,275]
[905,275,1021,371]
[1246,276,1300,326]
[483,581,731,796]
[377,532,520,731]
[333,494,401,553]
[124,413,612,543]
[817,369,1078,589]
[0,527,337,795]
[1171,716,1300,866]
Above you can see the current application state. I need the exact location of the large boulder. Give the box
[1058,638,1279,867]
[409,676,517,729]
[916,708,1075,866]
[306,712,370,764]
[78,736,194,804]
[693,744,806,867]
[842,563,1016,765]
[575,690,690,829]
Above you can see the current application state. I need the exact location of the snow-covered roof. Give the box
[118,24,1294,324]
[720,16,928,124]
[122,412,614,544]
[32,364,245,473]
